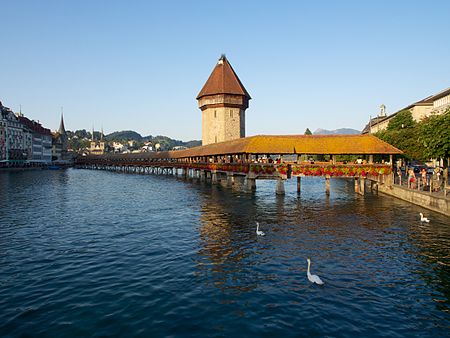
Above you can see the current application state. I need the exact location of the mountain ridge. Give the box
[313,128,360,135]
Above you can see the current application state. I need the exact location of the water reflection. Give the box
[0,170,449,336]
[193,176,450,319]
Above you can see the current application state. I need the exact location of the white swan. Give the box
[419,213,430,223]
[307,258,324,285]
[256,222,265,236]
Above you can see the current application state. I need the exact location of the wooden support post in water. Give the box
[325,175,330,195]
[226,172,234,187]
[297,176,301,194]
[360,177,366,195]
[245,177,256,192]
[276,178,285,195]
[355,177,360,194]
[211,171,218,184]
[231,175,243,191]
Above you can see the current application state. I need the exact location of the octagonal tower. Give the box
[197,55,251,146]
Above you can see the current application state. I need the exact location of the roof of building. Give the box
[175,134,402,156]
[196,55,251,100]
[361,116,390,134]
[101,134,402,161]
[17,115,52,135]
[430,87,450,101]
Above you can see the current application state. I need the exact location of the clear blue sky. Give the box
[1,0,449,141]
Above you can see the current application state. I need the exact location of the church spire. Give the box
[58,108,66,135]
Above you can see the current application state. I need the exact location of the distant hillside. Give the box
[103,130,201,150]
[314,128,360,135]
[105,130,143,141]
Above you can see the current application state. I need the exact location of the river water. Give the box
[0,169,449,337]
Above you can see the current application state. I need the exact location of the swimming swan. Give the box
[307,258,324,285]
[256,222,265,236]
[419,213,430,223]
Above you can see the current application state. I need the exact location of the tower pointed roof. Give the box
[58,113,66,135]
[197,55,251,100]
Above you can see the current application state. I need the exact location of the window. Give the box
[230,110,233,118]
[215,136,217,143]
[214,110,217,118]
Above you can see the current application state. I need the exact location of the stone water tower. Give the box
[197,55,251,146]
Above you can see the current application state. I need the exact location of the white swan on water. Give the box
[256,222,265,236]
[307,258,324,285]
[419,213,430,223]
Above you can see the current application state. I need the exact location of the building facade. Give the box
[197,55,251,146]
[1,102,31,164]
[17,114,52,164]
[362,87,450,134]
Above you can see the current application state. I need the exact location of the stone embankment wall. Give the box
[378,184,449,216]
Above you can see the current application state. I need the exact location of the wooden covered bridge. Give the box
[76,134,402,196]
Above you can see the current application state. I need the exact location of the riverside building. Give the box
[17,114,52,164]
[363,87,450,134]
[0,102,31,165]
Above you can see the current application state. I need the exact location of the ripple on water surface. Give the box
[0,169,449,337]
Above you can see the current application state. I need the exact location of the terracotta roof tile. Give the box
[197,55,251,99]
[156,134,402,158]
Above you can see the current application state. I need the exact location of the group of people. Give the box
[402,165,448,192]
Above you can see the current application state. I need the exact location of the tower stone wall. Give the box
[197,56,250,146]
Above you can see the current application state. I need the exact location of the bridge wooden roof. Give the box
[196,55,251,100]
[101,134,401,161]
[109,135,403,158]
[174,134,402,157]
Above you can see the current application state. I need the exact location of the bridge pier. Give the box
[227,172,234,187]
[297,176,301,194]
[325,175,330,195]
[359,177,366,195]
[211,171,218,184]
[370,180,378,194]
[355,176,366,196]
[245,177,256,192]
[276,178,285,195]
[200,170,206,182]
[233,175,245,191]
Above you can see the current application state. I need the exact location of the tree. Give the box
[304,128,312,135]
[420,109,450,162]
[387,110,415,131]
[375,110,424,161]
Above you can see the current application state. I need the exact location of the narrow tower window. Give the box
[230,110,233,118]
[214,110,217,118]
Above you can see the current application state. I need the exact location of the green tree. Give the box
[387,110,415,131]
[375,110,424,160]
[420,109,450,161]
[304,128,312,135]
